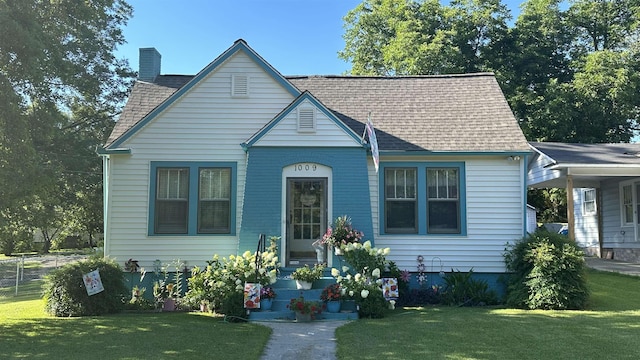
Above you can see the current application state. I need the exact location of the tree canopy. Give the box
[341,0,640,144]
[0,0,134,254]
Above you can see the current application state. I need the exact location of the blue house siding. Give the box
[238,147,374,253]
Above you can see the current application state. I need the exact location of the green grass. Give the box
[2,269,640,360]
[336,269,640,360]
[0,281,272,360]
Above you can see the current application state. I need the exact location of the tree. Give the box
[0,0,134,253]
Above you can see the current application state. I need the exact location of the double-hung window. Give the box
[150,162,235,235]
[384,168,417,233]
[427,168,460,234]
[582,188,596,216]
[381,162,465,235]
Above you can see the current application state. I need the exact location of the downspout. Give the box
[102,155,110,258]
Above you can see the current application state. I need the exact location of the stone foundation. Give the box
[604,248,640,263]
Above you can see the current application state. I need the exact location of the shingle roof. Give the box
[288,74,528,152]
[106,72,529,152]
[530,142,640,165]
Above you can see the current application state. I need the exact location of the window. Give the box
[427,168,460,234]
[381,162,465,236]
[150,162,236,236]
[155,168,189,234]
[198,168,231,233]
[622,184,633,225]
[582,188,596,215]
[384,168,417,233]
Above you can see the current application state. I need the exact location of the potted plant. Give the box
[321,215,364,255]
[320,283,343,313]
[291,264,324,289]
[287,293,322,322]
[260,286,277,311]
[153,280,178,311]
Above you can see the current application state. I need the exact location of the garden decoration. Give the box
[243,283,261,309]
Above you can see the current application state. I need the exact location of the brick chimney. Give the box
[139,47,161,82]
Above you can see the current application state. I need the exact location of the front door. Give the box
[286,178,327,266]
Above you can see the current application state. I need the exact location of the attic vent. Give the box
[231,74,249,97]
[297,108,316,132]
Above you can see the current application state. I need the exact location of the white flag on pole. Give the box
[366,114,379,173]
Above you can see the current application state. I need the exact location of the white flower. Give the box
[346,274,352,281]
[342,266,350,273]
[258,268,266,275]
[383,247,391,255]
[349,290,354,297]
[361,289,369,299]
[389,300,396,310]
[337,276,343,282]
[341,288,346,296]
[235,284,243,291]
[355,273,362,282]
[372,268,381,278]
[242,250,251,258]
[235,279,242,285]
[363,240,372,249]
[331,268,340,277]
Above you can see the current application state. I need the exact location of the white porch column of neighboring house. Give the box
[567,174,575,241]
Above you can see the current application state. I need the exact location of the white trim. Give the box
[582,188,597,216]
[281,163,333,266]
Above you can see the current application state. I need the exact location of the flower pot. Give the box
[334,247,343,256]
[260,298,273,311]
[326,300,341,313]
[162,298,176,312]
[295,311,312,322]
[296,280,313,290]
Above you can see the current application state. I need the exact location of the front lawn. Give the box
[1,269,639,360]
[336,269,640,359]
[0,281,271,360]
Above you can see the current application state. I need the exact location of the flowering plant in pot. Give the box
[260,286,277,300]
[287,293,322,321]
[321,215,363,254]
[291,264,324,289]
[320,283,343,302]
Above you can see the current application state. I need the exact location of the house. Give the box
[528,142,640,261]
[98,39,531,287]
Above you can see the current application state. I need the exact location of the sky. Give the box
[116,0,524,77]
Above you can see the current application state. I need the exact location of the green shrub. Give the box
[504,230,589,310]
[441,269,497,306]
[219,291,248,322]
[43,257,128,316]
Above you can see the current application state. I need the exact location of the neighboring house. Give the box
[528,142,640,261]
[99,39,530,285]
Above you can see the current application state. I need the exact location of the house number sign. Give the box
[293,163,317,172]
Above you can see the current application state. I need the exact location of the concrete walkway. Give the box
[257,320,349,360]
[584,257,640,276]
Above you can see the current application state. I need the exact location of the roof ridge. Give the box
[286,72,495,80]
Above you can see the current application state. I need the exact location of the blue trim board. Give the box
[109,40,301,149]
[378,161,467,236]
[238,147,373,253]
[148,161,237,236]
[245,91,363,147]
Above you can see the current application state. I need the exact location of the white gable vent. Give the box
[231,74,249,97]
[297,108,316,132]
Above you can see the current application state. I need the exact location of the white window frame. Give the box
[620,182,634,226]
[582,188,596,216]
